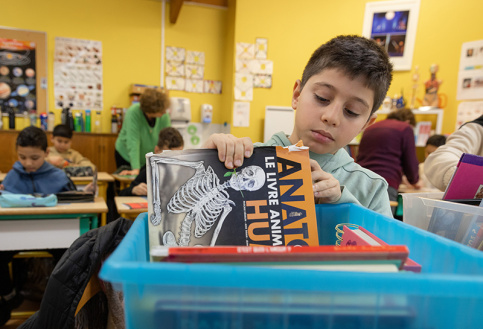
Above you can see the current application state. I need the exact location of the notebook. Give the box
[443,153,483,200]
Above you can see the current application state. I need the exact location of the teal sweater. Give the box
[257,132,393,218]
[115,103,171,170]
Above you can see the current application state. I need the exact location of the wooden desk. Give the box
[115,196,147,220]
[112,174,136,191]
[0,197,107,251]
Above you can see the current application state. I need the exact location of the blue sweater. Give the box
[2,161,75,194]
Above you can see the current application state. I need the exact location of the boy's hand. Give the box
[83,182,96,194]
[310,159,341,204]
[119,169,139,176]
[0,184,4,190]
[202,134,253,169]
[132,183,148,196]
[47,155,66,168]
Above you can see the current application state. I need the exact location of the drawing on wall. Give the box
[255,38,268,59]
[0,38,37,114]
[234,73,253,101]
[185,79,203,93]
[236,42,255,59]
[54,37,103,110]
[457,40,483,101]
[204,80,222,94]
[250,59,273,75]
[186,50,205,65]
[166,62,185,77]
[166,46,186,62]
[236,59,251,74]
[362,0,420,71]
[254,74,272,88]
[165,76,185,91]
[185,64,204,79]
[233,101,250,127]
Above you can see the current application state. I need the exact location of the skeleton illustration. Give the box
[149,156,265,246]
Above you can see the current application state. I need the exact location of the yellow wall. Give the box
[3,0,483,139]
[232,0,483,141]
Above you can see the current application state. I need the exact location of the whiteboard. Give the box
[263,106,294,142]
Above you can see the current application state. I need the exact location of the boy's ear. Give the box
[291,80,302,110]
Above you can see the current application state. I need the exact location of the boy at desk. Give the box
[203,35,393,217]
[0,126,76,194]
[46,124,96,170]
[119,127,184,196]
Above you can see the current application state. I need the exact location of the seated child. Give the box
[202,35,394,217]
[119,127,184,196]
[1,126,76,194]
[46,124,96,170]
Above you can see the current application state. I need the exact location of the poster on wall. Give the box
[362,0,420,71]
[54,37,103,110]
[456,101,483,130]
[456,40,483,101]
[0,38,37,114]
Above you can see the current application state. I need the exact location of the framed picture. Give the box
[362,0,420,71]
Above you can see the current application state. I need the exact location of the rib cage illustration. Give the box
[149,156,265,247]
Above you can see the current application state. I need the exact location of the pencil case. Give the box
[0,193,58,208]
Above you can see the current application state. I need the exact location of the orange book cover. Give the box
[146,144,318,253]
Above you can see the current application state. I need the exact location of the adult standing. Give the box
[115,88,171,175]
[357,108,420,212]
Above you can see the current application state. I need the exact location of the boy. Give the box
[203,35,394,217]
[1,126,75,194]
[119,127,184,196]
[46,124,96,170]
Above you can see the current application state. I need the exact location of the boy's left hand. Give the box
[310,159,341,204]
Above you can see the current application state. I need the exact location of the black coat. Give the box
[19,217,132,329]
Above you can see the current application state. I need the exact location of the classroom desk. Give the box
[115,196,147,220]
[112,174,136,191]
[0,197,107,251]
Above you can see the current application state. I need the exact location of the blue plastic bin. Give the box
[100,203,483,329]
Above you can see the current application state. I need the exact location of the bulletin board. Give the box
[263,106,294,143]
[0,26,47,114]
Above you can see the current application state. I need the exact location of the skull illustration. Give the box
[229,165,265,191]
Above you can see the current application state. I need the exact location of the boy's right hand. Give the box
[132,183,148,196]
[119,169,140,176]
[202,134,253,169]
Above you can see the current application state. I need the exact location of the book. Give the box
[123,202,148,209]
[443,153,483,200]
[342,225,422,273]
[150,244,409,272]
[414,121,432,147]
[146,144,318,254]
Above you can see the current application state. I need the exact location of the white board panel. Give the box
[263,106,294,143]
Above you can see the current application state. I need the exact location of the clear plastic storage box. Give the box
[100,203,483,329]
[402,192,483,244]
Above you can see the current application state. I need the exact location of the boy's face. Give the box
[17,146,47,173]
[51,136,72,153]
[290,68,376,154]
[425,144,438,159]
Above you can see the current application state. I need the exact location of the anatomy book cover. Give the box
[146,145,319,255]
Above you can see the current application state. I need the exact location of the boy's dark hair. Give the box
[386,108,416,127]
[157,127,184,149]
[140,88,170,114]
[53,124,73,139]
[17,126,48,151]
[426,134,447,147]
[301,35,393,115]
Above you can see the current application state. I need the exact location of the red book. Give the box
[342,225,422,273]
[151,244,409,270]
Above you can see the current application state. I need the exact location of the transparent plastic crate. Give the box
[100,203,483,329]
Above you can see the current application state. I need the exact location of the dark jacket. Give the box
[118,165,147,196]
[18,217,132,329]
[2,161,75,194]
